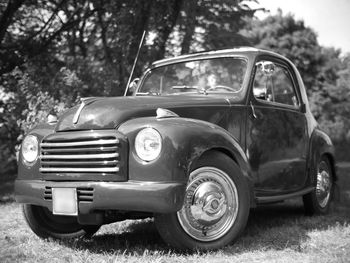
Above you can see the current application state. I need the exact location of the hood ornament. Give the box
[47,114,58,124]
[73,97,95,124]
[156,108,179,119]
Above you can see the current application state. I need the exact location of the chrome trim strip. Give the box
[41,146,119,153]
[41,139,119,147]
[156,108,179,119]
[41,153,119,159]
[41,160,118,166]
[72,97,98,124]
[73,100,86,124]
[40,167,119,173]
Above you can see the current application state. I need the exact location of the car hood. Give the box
[55,95,231,131]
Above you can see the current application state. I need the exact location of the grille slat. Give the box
[78,190,93,195]
[41,153,118,160]
[40,167,119,173]
[77,188,94,202]
[41,139,119,147]
[44,187,52,200]
[41,146,119,153]
[40,131,121,175]
[41,160,118,166]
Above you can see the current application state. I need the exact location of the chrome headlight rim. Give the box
[135,127,162,162]
[21,134,39,165]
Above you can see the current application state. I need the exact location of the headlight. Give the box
[22,135,39,164]
[135,128,162,162]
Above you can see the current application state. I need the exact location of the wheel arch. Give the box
[309,128,337,183]
[323,152,337,182]
[189,147,255,208]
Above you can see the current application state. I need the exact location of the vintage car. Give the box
[15,48,336,251]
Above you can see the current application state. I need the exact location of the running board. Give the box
[255,187,315,204]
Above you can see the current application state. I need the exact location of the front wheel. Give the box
[23,204,100,240]
[155,152,250,251]
[303,156,334,215]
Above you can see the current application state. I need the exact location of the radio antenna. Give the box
[124,30,147,96]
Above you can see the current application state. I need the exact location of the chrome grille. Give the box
[77,188,94,202]
[40,130,125,179]
[43,187,94,203]
[44,186,52,200]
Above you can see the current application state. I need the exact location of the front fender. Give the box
[118,116,253,194]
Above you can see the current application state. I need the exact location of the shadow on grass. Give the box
[62,198,349,256]
[62,165,350,255]
[0,180,15,204]
[63,219,172,254]
[56,165,350,255]
[5,164,349,256]
[233,200,350,253]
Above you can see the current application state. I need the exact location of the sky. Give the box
[250,0,350,54]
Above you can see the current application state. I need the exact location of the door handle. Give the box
[250,101,257,119]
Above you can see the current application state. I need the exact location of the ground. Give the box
[0,163,349,263]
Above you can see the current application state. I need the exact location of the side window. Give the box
[273,66,298,106]
[253,61,299,107]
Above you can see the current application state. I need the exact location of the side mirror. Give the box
[126,78,139,96]
[253,87,267,100]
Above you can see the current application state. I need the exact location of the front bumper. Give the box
[15,180,186,214]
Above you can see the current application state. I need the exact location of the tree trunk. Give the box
[180,0,197,54]
[153,0,184,60]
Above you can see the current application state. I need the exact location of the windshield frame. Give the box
[135,55,250,98]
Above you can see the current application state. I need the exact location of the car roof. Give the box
[151,47,286,68]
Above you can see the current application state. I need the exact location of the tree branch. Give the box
[0,0,25,44]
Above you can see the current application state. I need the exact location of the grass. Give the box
[0,164,349,263]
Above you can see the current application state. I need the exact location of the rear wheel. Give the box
[155,152,250,251]
[303,156,333,215]
[23,204,100,239]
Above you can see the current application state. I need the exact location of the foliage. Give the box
[0,0,259,177]
[1,1,350,178]
[240,10,350,145]
[240,10,324,91]
[0,64,78,176]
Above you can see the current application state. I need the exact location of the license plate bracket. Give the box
[52,188,78,216]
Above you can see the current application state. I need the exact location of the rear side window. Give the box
[253,61,299,107]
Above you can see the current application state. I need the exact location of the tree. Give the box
[165,0,259,55]
[240,10,324,92]
[0,0,259,178]
[240,10,350,146]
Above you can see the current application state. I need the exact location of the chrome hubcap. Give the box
[316,160,332,208]
[177,167,239,242]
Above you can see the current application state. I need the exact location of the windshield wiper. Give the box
[171,85,197,90]
[171,86,209,95]
[135,92,160,96]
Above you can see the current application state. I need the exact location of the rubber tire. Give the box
[303,156,333,215]
[155,152,250,251]
[23,204,100,240]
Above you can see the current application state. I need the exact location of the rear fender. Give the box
[308,128,336,184]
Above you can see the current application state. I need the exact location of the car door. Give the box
[246,58,309,195]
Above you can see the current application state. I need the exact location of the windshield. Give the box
[137,57,247,96]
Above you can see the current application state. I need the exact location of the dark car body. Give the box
[15,48,336,250]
